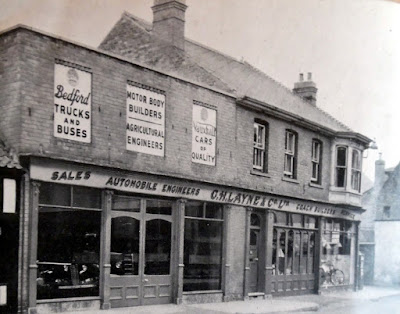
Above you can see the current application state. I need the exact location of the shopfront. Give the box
[27,157,360,312]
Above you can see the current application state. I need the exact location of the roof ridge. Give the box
[242,60,352,132]
[122,11,152,31]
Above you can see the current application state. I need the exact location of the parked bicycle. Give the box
[319,261,345,286]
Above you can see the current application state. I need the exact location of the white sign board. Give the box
[3,179,16,214]
[54,63,92,143]
[192,104,216,165]
[0,285,6,306]
[126,84,165,156]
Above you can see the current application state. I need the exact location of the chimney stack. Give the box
[152,0,187,51]
[293,72,318,106]
[375,153,386,188]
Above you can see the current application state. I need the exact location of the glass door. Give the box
[109,196,173,308]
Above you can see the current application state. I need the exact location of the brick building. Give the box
[0,1,371,313]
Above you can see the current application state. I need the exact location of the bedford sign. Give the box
[54,63,92,143]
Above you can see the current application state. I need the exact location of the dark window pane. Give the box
[37,210,100,299]
[250,213,261,227]
[39,183,70,206]
[250,230,258,246]
[185,201,203,217]
[145,219,171,275]
[112,196,140,212]
[337,147,347,166]
[183,219,222,291]
[304,216,317,229]
[72,186,101,208]
[205,203,223,219]
[146,199,172,215]
[336,168,346,187]
[111,217,140,275]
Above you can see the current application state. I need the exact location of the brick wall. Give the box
[0,30,22,149]
[2,28,334,203]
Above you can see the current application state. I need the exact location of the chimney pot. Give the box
[293,72,317,106]
[307,72,312,81]
[299,73,304,82]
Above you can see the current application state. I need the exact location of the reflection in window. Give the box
[37,184,101,300]
[183,202,223,291]
[145,219,171,275]
[110,217,140,276]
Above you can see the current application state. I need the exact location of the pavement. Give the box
[79,286,400,314]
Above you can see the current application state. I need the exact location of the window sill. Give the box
[281,177,299,184]
[250,169,270,178]
[183,290,222,295]
[309,182,323,189]
[329,186,361,195]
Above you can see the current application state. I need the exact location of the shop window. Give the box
[335,146,347,187]
[145,219,171,275]
[284,130,297,179]
[253,121,268,172]
[183,201,223,291]
[37,183,101,300]
[321,219,355,286]
[311,140,322,184]
[351,150,361,191]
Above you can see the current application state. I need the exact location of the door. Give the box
[0,213,19,314]
[248,213,263,293]
[109,196,173,308]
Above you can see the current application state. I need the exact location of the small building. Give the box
[362,157,400,286]
[0,1,371,313]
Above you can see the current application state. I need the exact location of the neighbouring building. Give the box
[0,1,371,313]
[361,157,400,286]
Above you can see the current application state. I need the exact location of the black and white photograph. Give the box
[0,0,399,313]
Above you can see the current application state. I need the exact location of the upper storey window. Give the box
[351,150,361,191]
[284,130,297,179]
[311,140,322,184]
[253,121,268,172]
[335,146,347,188]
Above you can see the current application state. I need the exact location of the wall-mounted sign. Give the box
[126,84,165,156]
[54,63,92,143]
[3,179,16,214]
[30,158,359,221]
[192,102,216,165]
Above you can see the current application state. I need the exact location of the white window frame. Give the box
[351,149,361,191]
[335,146,347,188]
[284,130,296,178]
[253,122,266,171]
[311,140,321,183]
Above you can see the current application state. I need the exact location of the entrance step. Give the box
[248,292,265,300]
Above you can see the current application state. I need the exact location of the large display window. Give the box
[320,218,355,286]
[183,201,223,291]
[37,183,101,299]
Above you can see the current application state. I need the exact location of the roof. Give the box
[99,12,353,133]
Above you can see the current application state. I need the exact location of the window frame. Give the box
[350,149,361,192]
[284,130,297,179]
[253,120,268,172]
[311,139,322,184]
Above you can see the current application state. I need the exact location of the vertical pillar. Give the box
[175,199,186,304]
[314,217,323,294]
[222,205,231,302]
[354,221,360,291]
[264,210,274,296]
[100,190,113,310]
[18,173,30,313]
[243,208,251,299]
[28,181,40,314]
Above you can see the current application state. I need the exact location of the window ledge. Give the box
[183,290,222,295]
[329,186,361,195]
[281,177,299,184]
[250,169,271,178]
[309,182,323,189]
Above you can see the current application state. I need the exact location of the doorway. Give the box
[248,212,264,294]
[109,196,173,308]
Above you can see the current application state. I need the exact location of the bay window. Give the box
[351,150,361,191]
[335,146,347,188]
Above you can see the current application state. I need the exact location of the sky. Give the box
[0,0,399,185]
